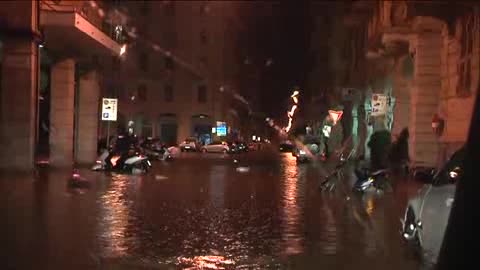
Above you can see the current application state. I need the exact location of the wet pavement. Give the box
[1,148,427,269]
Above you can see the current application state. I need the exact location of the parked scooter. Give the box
[92,148,152,174]
[294,143,319,163]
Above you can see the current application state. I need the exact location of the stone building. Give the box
[109,1,246,145]
[0,0,125,169]
[305,2,369,155]
[348,1,479,167]
[307,1,480,167]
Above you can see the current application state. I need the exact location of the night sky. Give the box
[246,2,312,120]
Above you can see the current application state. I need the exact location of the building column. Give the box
[391,55,412,138]
[410,31,442,166]
[0,40,38,171]
[49,59,75,167]
[75,70,100,164]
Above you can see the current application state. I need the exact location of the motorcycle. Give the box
[142,147,162,160]
[353,168,391,193]
[92,149,152,174]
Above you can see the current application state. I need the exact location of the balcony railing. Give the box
[40,0,126,43]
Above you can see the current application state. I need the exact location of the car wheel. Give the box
[403,207,422,256]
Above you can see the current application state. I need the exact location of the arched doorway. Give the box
[191,114,212,145]
[158,113,178,145]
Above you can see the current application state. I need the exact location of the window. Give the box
[140,1,150,15]
[197,85,207,103]
[200,29,208,44]
[164,84,173,102]
[164,2,175,16]
[200,56,208,67]
[112,56,120,71]
[165,31,177,47]
[165,56,175,70]
[456,14,474,97]
[200,3,210,14]
[139,51,148,72]
[138,84,147,102]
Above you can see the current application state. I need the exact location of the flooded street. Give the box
[1,149,424,269]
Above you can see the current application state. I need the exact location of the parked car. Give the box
[201,141,229,153]
[402,146,465,263]
[179,137,200,152]
[279,140,294,152]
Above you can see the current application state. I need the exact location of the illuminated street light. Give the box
[120,44,127,56]
[284,88,300,133]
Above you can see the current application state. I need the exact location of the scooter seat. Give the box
[371,169,388,176]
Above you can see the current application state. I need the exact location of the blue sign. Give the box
[217,127,227,136]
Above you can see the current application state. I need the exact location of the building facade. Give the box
[108,1,244,145]
[307,1,479,167]
[1,0,126,169]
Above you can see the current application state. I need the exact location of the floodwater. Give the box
[1,149,426,269]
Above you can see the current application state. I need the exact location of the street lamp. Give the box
[120,44,127,56]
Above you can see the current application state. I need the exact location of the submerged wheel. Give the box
[132,162,148,174]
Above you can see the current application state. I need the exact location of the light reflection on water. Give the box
[279,154,305,255]
[74,155,420,269]
[97,174,140,258]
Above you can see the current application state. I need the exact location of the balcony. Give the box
[40,0,124,57]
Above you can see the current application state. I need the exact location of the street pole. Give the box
[106,121,110,150]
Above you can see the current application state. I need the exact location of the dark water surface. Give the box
[1,151,424,269]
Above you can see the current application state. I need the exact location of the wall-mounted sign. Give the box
[217,127,227,136]
[101,98,118,121]
[216,121,227,136]
[371,94,387,116]
[322,125,332,138]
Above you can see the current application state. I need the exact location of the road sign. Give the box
[322,125,332,138]
[102,98,118,121]
[371,94,387,116]
[328,110,343,125]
